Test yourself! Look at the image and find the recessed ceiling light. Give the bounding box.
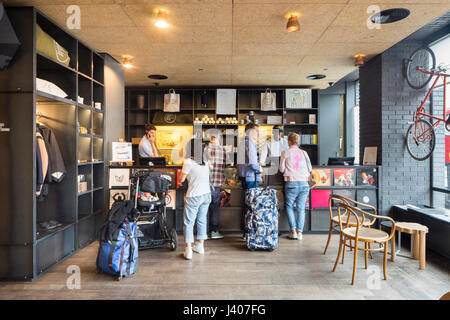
[370,8,410,24]
[154,9,169,28]
[306,74,326,80]
[148,74,168,80]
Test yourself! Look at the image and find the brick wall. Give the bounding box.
[359,39,445,215]
[432,86,446,207]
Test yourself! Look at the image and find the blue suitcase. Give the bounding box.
[245,186,279,251]
[96,220,138,281]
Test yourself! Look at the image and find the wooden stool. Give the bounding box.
[391,222,429,270]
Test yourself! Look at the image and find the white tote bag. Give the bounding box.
[164,88,180,112]
[261,88,276,111]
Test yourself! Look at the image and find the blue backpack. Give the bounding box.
[96,200,139,281]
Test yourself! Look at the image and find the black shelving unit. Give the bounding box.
[125,87,320,165]
[0,7,106,280]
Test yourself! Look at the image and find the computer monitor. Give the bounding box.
[139,157,166,166]
[327,157,355,166]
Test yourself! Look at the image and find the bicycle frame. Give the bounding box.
[413,68,447,143]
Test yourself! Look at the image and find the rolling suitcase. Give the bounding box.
[244,186,279,251]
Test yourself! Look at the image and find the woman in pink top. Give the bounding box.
[279,133,312,240]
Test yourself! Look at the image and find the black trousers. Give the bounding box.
[208,186,221,233]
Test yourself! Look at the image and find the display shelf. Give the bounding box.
[36,222,76,243]
[36,51,77,73]
[77,42,92,77]
[37,90,76,106]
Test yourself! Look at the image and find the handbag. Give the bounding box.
[261,88,276,111]
[302,150,316,189]
[164,88,180,112]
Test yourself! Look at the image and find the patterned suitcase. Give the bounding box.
[245,186,279,251]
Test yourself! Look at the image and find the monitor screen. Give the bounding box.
[327,157,355,166]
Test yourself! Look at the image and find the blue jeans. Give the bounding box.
[184,193,211,244]
[208,187,221,232]
[284,181,309,232]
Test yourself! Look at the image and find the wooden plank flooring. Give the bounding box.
[0,234,449,300]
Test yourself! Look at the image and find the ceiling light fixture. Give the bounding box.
[285,13,300,32]
[121,55,133,69]
[154,9,169,28]
[354,54,366,67]
[370,8,410,24]
[306,74,326,80]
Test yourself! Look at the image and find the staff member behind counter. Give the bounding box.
[260,125,289,166]
[138,124,161,158]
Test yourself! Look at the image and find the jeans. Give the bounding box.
[208,187,221,232]
[284,181,309,232]
[184,193,211,244]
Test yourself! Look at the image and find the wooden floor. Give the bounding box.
[1,234,449,300]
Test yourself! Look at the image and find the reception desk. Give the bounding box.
[108,164,381,233]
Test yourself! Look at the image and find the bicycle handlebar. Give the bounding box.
[416,66,449,76]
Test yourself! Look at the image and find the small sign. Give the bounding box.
[112,142,133,162]
[363,146,378,165]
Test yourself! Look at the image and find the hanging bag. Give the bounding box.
[302,150,316,189]
[261,88,276,111]
[164,88,180,112]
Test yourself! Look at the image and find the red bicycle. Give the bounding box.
[405,47,449,161]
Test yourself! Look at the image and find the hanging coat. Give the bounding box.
[38,126,66,183]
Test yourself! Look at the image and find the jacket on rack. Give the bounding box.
[38,125,66,183]
[36,132,48,195]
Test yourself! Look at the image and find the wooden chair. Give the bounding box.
[324,194,378,257]
[332,202,396,285]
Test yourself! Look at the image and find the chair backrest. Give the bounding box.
[328,194,351,222]
[328,194,378,227]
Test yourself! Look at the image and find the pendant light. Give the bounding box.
[121,55,133,69]
[155,9,169,28]
[286,14,300,32]
[354,54,366,67]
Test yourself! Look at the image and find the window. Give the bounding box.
[430,35,450,209]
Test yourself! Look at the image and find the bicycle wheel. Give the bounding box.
[406,47,436,89]
[405,119,435,161]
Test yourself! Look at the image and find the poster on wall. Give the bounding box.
[111,142,133,162]
[286,89,312,109]
[333,168,355,186]
[109,189,129,208]
[311,168,332,186]
[356,168,377,186]
[165,189,176,209]
[109,168,130,188]
[216,89,236,115]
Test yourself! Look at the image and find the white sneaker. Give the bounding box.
[184,247,193,260]
[288,232,298,240]
[297,232,303,240]
[192,242,205,254]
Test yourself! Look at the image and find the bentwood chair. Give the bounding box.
[324,194,378,257]
[332,202,396,285]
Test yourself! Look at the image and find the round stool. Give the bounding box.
[392,222,429,270]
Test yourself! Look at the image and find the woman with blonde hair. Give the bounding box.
[279,132,312,240]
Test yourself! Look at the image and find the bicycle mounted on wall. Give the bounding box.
[405,46,449,161]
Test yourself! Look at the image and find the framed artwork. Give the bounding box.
[111,142,133,162]
[216,89,236,115]
[333,168,355,186]
[311,168,332,186]
[286,89,312,109]
[109,189,129,208]
[109,168,130,188]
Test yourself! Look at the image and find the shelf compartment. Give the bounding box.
[92,111,104,136]
[78,192,92,218]
[129,90,148,109]
[194,89,216,110]
[93,82,104,111]
[78,164,92,194]
[93,163,105,189]
[128,109,148,125]
[93,137,104,162]
[78,135,92,163]
[93,53,104,84]
[93,188,105,215]
[36,224,75,276]
[77,107,91,134]
[78,42,92,77]
[77,75,92,107]
[77,214,96,249]
[36,54,77,102]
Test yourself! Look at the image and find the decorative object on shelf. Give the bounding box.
[267,115,282,125]
[164,88,180,112]
[94,102,102,110]
[333,168,355,186]
[109,168,130,188]
[78,181,88,193]
[363,146,377,165]
[164,113,177,124]
[36,24,70,66]
[36,78,68,98]
[137,95,145,109]
[261,88,276,111]
[286,89,312,109]
[201,90,208,108]
[77,96,84,104]
[79,126,88,134]
[217,88,236,115]
[152,111,192,125]
[309,114,316,124]
[356,168,377,186]
[311,168,331,186]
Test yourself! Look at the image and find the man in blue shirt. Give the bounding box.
[139,124,160,158]
[237,122,262,237]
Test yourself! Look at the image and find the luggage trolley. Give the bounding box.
[129,169,178,251]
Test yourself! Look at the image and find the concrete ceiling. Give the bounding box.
[4,0,450,88]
